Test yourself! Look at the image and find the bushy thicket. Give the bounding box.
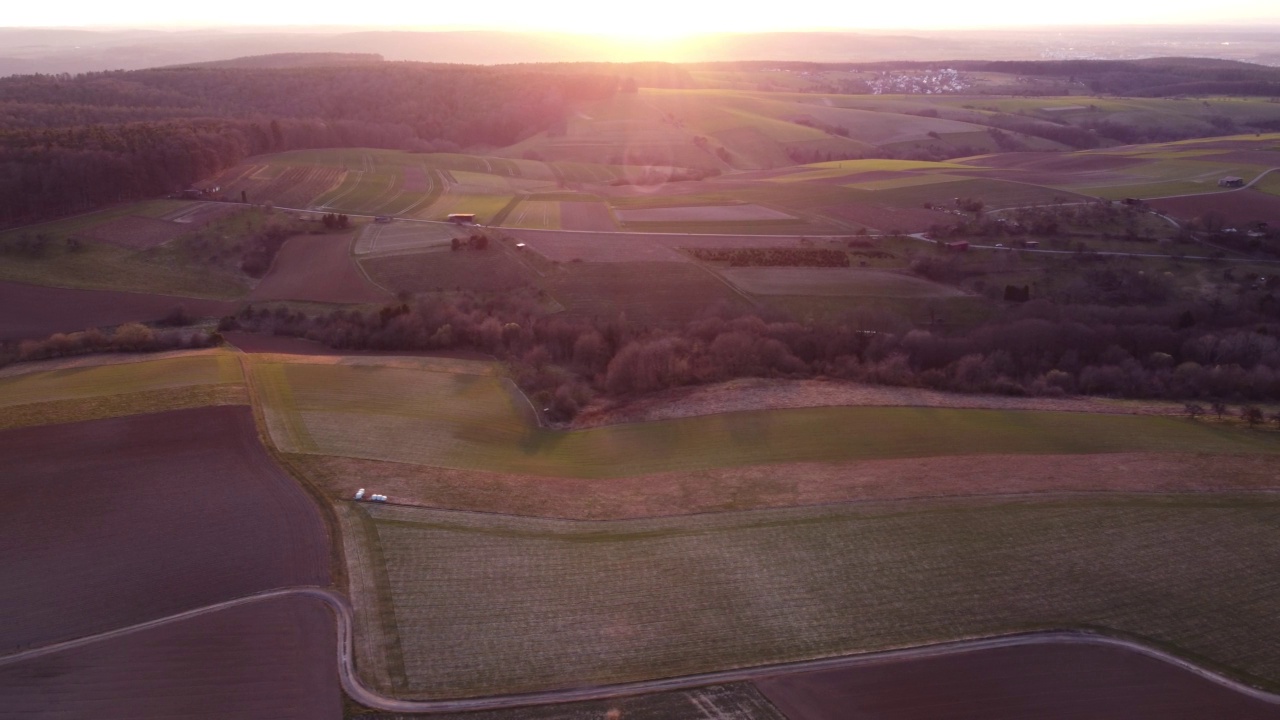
[0,323,218,367]
[222,289,1280,421]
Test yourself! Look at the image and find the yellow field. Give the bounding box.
[0,353,243,408]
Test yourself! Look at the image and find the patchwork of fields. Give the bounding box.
[8,81,1280,717]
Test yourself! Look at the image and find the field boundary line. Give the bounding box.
[3,585,1278,713]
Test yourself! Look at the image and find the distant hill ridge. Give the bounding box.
[173,52,386,70]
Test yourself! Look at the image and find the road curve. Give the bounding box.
[3,586,1280,713]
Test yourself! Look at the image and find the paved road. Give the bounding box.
[2,585,1279,713]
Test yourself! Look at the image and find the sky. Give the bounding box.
[7,0,1280,36]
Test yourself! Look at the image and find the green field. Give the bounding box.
[504,201,563,229]
[0,354,243,408]
[0,203,260,297]
[345,494,1280,698]
[252,359,1277,478]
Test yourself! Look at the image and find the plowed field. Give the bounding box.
[0,595,340,720]
[0,406,330,653]
[1150,189,1280,226]
[0,280,237,341]
[755,641,1280,720]
[249,234,389,304]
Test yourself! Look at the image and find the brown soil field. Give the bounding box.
[754,641,1280,720]
[0,406,330,653]
[80,216,188,249]
[0,595,341,720]
[361,248,535,293]
[0,280,237,342]
[559,202,618,231]
[289,451,1280,521]
[249,234,389,304]
[1150,189,1280,225]
[574,377,1186,427]
[819,203,953,232]
[616,204,797,223]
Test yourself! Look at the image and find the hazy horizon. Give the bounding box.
[6,0,1280,37]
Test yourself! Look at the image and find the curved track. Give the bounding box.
[3,586,1280,713]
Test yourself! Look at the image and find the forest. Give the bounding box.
[0,63,619,224]
[195,275,1280,421]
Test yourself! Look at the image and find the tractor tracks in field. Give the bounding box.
[4,585,1280,714]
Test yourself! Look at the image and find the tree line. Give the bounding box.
[216,288,1280,422]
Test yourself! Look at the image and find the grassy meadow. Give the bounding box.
[251,358,1278,479]
[0,353,247,429]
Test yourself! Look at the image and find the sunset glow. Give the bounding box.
[7,0,1279,30]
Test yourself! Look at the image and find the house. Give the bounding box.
[448,213,477,225]
[1219,177,1245,188]
[945,241,969,252]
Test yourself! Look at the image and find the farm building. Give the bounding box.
[945,241,970,252]
[448,213,477,225]
[1219,177,1245,188]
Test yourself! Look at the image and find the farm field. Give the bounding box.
[1149,189,1280,226]
[558,201,618,231]
[289,449,1280,521]
[509,229,690,262]
[360,248,537,294]
[0,595,341,720]
[354,221,462,255]
[0,406,330,653]
[0,353,241,410]
[249,233,389,304]
[0,280,237,341]
[0,224,253,299]
[755,641,1280,720]
[615,204,797,223]
[717,267,966,298]
[503,200,563,229]
[344,495,1280,697]
[251,358,1278,478]
[546,261,750,322]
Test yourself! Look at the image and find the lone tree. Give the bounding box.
[1270,411,1280,428]
[1212,401,1229,420]
[1183,403,1205,420]
[1241,405,1264,428]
